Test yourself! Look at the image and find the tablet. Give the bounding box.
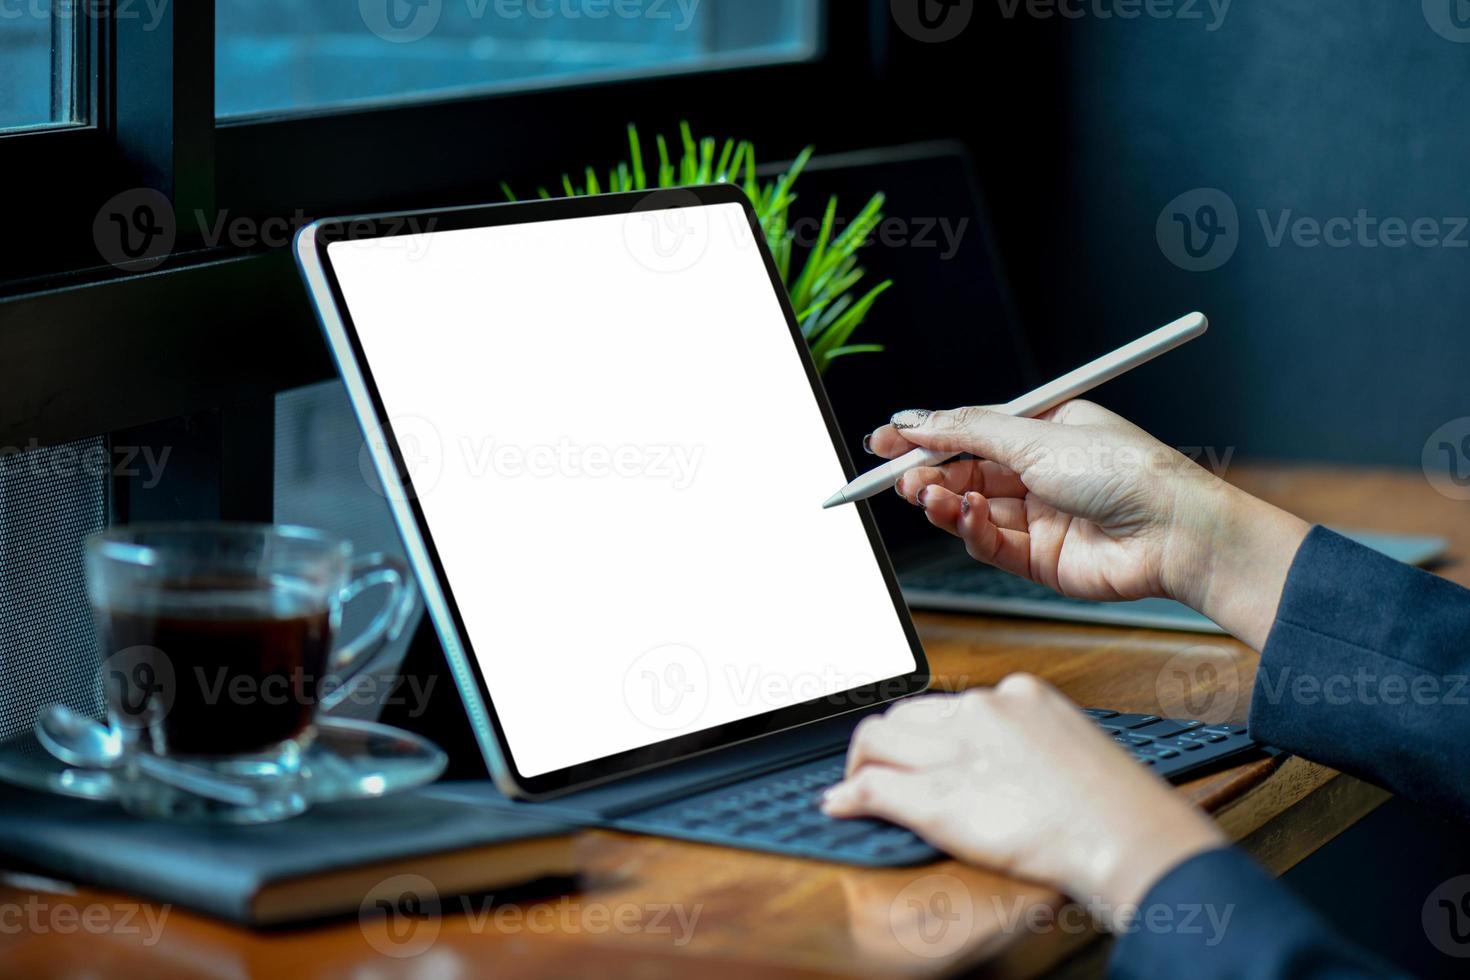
[295,185,929,799]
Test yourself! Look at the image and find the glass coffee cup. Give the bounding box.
[86,523,417,821]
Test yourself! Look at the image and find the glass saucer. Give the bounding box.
[0,717,446,821]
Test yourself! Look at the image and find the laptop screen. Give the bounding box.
[320,196,922,783]
[785,146,1038,561]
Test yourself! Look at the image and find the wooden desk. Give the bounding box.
[4,464,1463,979]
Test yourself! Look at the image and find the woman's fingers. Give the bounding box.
[917,484,963,522]
[883,693,966,727]
[864,424,919,459]
[845,717,958,777]
[887,403,1122,476]
[872,401,1118,463]
[894,459,1029,502]
[957,493,1034,578]
[821,765,939,828]
[906,484,1036,578]
[984,495,1028,532]
[889,407,1053,469]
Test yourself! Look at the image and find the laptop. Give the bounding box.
[294,182,1271,867]
[785,144,1446,632]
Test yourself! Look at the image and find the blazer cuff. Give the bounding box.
[1108,846,1395,979]
[1249,525,1470,819]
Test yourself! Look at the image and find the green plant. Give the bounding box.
[500,123,890,374]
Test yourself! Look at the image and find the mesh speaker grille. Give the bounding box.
[0,437,108,741]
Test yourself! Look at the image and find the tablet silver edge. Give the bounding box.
[294,220,524,799]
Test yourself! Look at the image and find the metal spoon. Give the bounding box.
[36,705,260,808]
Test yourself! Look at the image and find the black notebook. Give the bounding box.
[0,787,581,926]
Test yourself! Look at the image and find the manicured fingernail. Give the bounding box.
[890,409,932,431]
[960,495,971,516]
[918,485,934,508]
[862,434,876,455]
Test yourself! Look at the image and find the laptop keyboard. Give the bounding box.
[900,559,1222,632]
[906,561,1065,600]
[618,712,1261,866]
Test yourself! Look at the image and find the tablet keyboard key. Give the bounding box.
[1094,712,1161,731]
[1153,736,1205,752]
[619,755,940,866]
[618,713,1266,865]
[1129,719,1204,739]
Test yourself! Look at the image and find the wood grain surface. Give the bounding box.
[2,464,1460,979]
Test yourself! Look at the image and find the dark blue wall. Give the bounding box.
[979,0,1470,467]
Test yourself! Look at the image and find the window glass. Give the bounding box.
[216,0,820,119]
[0,0,83,131]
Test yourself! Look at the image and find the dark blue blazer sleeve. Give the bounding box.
[1112,525,1469,979]
[1249,525,1470,821]
[1108,847,1407,979]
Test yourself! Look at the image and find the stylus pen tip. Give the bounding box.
[822,491,848,510]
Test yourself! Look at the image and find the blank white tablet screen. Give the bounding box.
[328,203,917,778]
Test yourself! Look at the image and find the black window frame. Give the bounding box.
[1,0,893,505]
[3,0,889,290]
[0,0,1014,765]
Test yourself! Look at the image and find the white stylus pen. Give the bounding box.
[821,312,1209,509]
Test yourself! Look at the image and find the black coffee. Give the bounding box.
[97,584,333,756]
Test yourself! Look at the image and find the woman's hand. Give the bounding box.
[871,401,1309,648]
[823,676,1228,930]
